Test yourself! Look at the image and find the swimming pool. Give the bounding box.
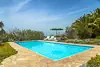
[16,41,93,61]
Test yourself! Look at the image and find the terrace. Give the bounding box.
[0,42,100,67]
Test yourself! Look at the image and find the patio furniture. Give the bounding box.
[44,36,50,40]
[49,36,56,41]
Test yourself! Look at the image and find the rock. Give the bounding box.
[97,42,100,45]
[80,64,86,67]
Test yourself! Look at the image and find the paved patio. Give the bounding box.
[0,42,100,67]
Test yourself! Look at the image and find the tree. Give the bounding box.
[7,29,44,41]
[0,21,5,34]
[71,15,91,38]
[70,8,100,38]
[65,26,70,33]
[50,28,63,36]
[65,26,78,39]
[0,21,4,29]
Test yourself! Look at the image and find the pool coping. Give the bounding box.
[1,41,100,67]
[16,41,94,61]
[39,40,97,47]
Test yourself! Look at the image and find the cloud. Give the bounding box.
[16,0,31,12]
[7,0,64,31]
[10,0,31,13]
[67,8,88,15]
[9,10,61,24]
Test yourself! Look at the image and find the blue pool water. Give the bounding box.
[16,41,93,61]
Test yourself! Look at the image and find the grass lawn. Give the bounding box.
[0,42,17,64]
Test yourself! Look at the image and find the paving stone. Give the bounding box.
[0,42,100,67]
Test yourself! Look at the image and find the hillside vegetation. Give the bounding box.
[66,8,100,39]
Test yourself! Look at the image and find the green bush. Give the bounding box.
[65,39,100,44]
[87,55,100,67]
[0,34,9,42]
[89,39,100,44]
[0,29,44,42]
[96,36,100,39]
[65,39,77,43]
[79,39,90,44]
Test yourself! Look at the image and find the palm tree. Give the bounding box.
[71,8,100,38]
[72,14,93,38]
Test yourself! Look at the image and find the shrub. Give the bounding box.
[96,36,100,39]
[0,34,8,42]
[0,29,44,42]
[64,39,100,45]
[87,55,100,67]
[65,39,76,43]
[61,35,67,40]
[80,39,90,44]
[89,39,100,44]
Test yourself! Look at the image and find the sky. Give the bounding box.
[0,0,100,35]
